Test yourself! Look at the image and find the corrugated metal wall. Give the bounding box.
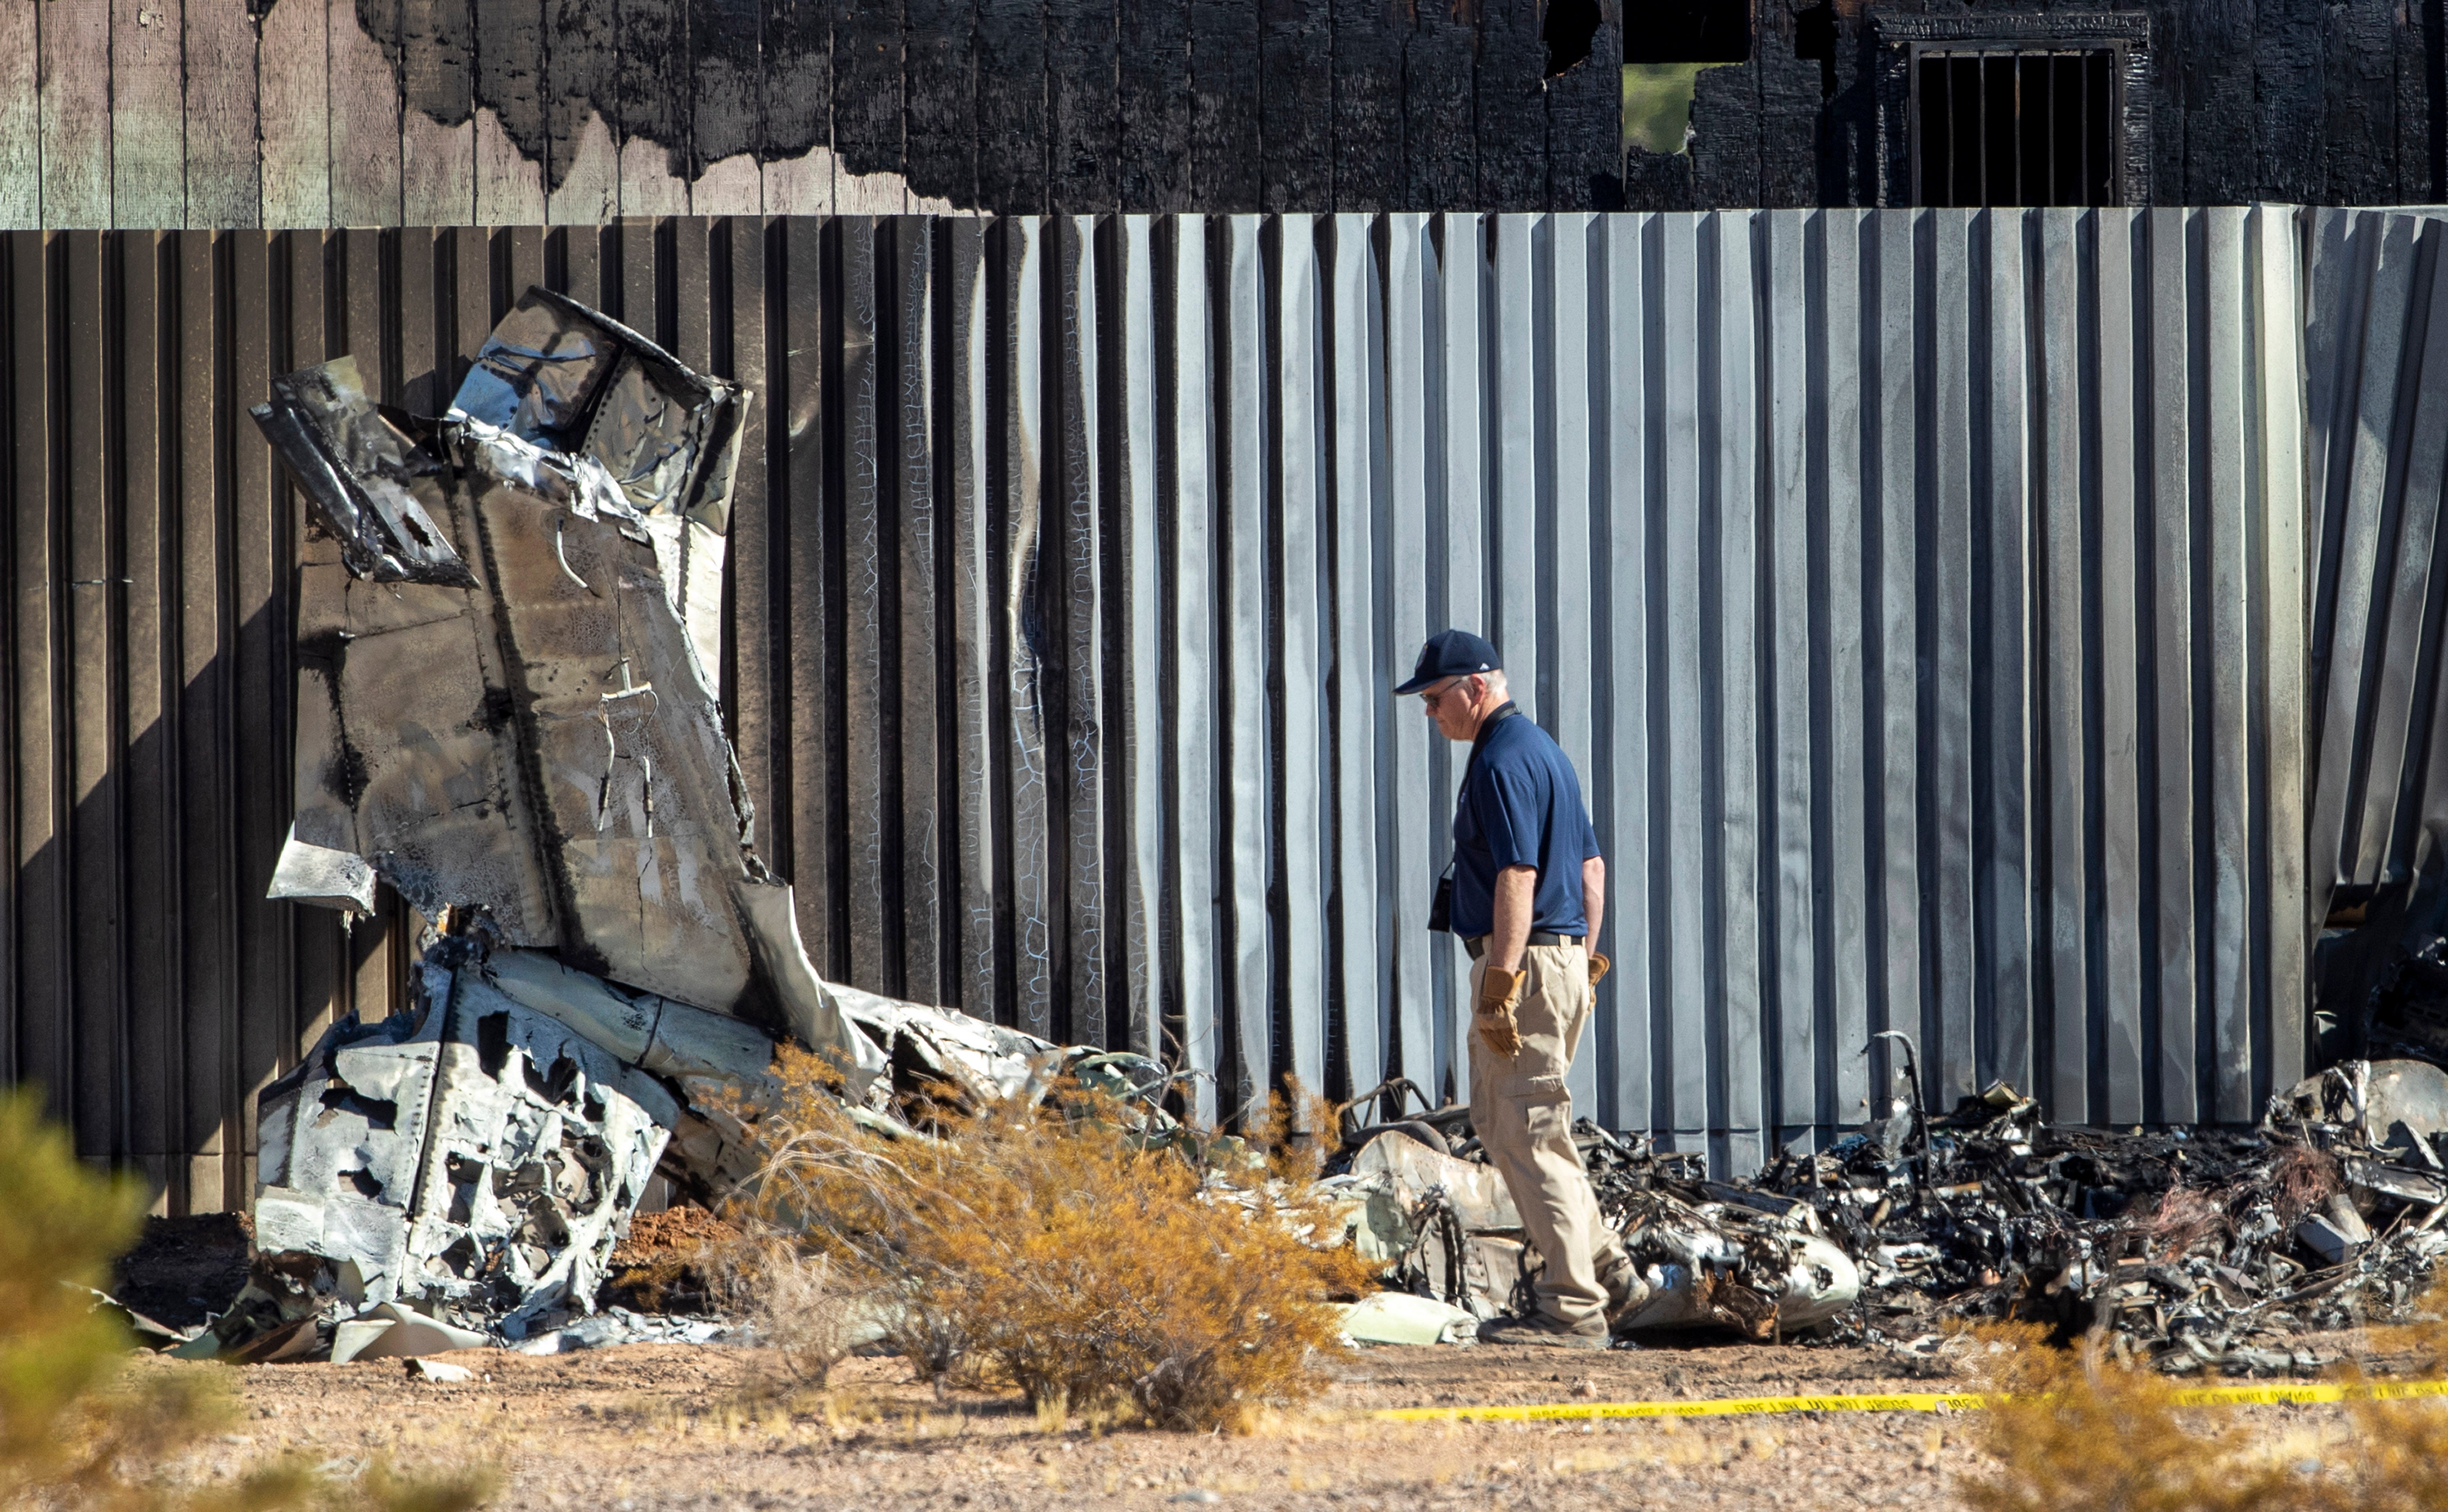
[1385,207,2306,1173]
[0,226,424,1213]
[2305,207,2448,924]
[0,209,2326,1203]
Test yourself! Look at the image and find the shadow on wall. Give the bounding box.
[14,656,414,1218]
[0,223,434,1218]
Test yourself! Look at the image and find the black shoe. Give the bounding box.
[1476,1312,1610,1349]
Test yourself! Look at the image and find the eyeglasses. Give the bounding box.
[1420,676,1473,711]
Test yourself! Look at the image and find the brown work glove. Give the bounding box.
[1475,967,1525,1059]
[1588,951,1613,994]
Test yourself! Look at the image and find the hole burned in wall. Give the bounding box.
[1545,0,1602,75]
[1622,0,1751,155]
[1624,66,1709,154]
[1795,0,1838,98]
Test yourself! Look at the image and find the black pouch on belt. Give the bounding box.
[1428,862,1455,934]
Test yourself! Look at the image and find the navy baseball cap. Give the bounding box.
[1394,629,1502,696]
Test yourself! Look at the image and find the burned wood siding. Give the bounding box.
[0,0,1649,225]
[2,0,2437,225]
[2,207,2380,1198]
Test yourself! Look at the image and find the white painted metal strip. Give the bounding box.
[1119,215,1166,1058]
[1601,212,1655,1135]
[1276,214,1329,1102]
[1169,215,1222,1124]
[1329,212,1388,1101]
[2095,209,2146,1126]
[1383,213,1438,1103]
[1221,213,1273,1117]
[1764,208,1817,1142]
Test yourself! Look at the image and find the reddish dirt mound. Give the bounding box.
[601,1204,739,1313]
[610,1205,739,1266]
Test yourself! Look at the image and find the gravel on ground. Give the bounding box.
[123,1333,2399,1512]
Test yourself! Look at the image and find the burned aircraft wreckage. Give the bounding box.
[224,290,1113,1359]
[208,291,2448,1369]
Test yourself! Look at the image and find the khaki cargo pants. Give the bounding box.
[1467,942,1630,1329]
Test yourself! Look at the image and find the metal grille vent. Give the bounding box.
[1914,50,2118,207]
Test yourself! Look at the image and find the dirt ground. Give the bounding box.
[134,1333,2389,1512]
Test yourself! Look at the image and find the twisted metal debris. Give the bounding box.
[1322,1045,2448,1369]
[221,288,1198,1363]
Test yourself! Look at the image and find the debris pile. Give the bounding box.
[1316,1045,2448,1369]
[1318,1084,1859,1343]
[1734,1054,2448,1373]
[200,288,1198,1366]
[221,290,824,1359]
[252,940,682,1340]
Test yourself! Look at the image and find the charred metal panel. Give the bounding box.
[256,285,874,1076]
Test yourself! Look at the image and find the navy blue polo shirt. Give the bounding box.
[1450,709,1602,939]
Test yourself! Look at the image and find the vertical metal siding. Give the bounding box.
[1380,214,1437,1117]
[0,208,2356,1198]
[2306,208,2448,937]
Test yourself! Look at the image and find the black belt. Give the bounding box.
[1465,932,1583,960]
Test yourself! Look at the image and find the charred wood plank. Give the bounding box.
[834,0,907,197]
[1473,0,1549,211]
[2317,0,2401,203]
[977,0,1048,214]
[692,0,766,203]
[1546,2,1626,210]
[905,0,978,208]
[1329,0,1403,212]
[1404,1,1475,211]
[1048,0,1119,212]
[1119,0,1194,211]
[543,0,619,219]
[471,0,549,220]
[764,0,835,212]
[1260,0,1332,210]
[618,0,697,214]
[2185,0,2261,202]
[1190,0,1263,211]
[1686,63,1762,209]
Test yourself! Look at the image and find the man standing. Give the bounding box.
[1395,629,1644,1348]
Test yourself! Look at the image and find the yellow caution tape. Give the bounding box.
[2171,1379,2448,1408]
[1374,1392,1985,1422]
[1372,1378,2448,1423]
